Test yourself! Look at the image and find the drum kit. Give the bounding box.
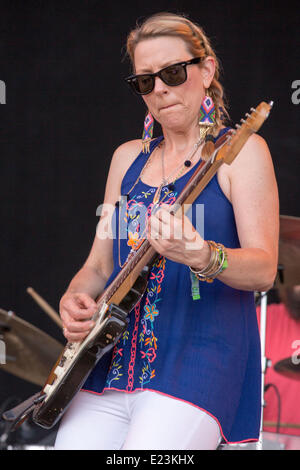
[0,288,64,450]
[221,214,300,451]
[0,216,300,450]
[271,215,300,384]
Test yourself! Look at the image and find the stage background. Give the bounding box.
[0,0,299,443]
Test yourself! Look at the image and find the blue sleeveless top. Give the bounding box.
[83,131,261,444]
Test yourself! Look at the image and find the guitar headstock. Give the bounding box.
[216,101,273,165]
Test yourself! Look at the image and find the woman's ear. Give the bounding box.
[200,56,216,89]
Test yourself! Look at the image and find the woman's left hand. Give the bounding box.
[146,203,210,268]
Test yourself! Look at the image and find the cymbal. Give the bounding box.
[0,308,63,386]
[278,215,300,286]
[280,215,300,240]
[274,356,300,381]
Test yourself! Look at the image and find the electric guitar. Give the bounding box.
[2,101,273,430]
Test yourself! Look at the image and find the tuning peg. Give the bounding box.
[250,107,257,113]
[240,118,246,123]
[245,112,251,118]
[235,123,241,129]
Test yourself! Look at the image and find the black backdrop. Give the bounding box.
[0,0,299,431]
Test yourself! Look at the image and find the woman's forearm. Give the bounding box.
[215,247,277,292]
[66,265,110,300]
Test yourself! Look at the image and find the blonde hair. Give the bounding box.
[126,12,229,140]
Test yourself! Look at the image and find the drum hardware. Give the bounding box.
[0,396,20,449]
[277,264,284,284]
[255,215,300,441]
[0,421,13,449]
[257,289,269,449]
[0,289,63,449]
[253,214,300,449]
[0,396,57,450]
[0,355,16,363]
[274,356,300,381]
[277,215,300,287]
[5,445,54,450]
[264,383,281,433]
[220,431,300,450]
[272,215,300,382]
[0,320,11,333]
[0,308,63,386]
[263,421,300,430]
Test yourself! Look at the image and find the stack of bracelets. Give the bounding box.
[189,240,228,283]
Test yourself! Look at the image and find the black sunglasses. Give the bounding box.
[125,57,202,95]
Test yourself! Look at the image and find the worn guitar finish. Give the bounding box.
[2,101,273,430]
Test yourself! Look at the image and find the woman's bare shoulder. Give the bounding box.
[113,139,143,161]
[225,133,272,179]
[103,139,143,203]
[107,139,142,179]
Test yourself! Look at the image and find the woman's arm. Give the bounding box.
[147,134,279,292]
[216,134,279,291]
[60,139,142,341]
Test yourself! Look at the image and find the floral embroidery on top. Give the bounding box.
[106,330,129,388]
[105,185,177,391]
[127,231,140,249]
[138,256,166,388]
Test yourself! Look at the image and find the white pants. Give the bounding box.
[54,389,221,450]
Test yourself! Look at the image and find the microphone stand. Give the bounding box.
[257,290,269,450]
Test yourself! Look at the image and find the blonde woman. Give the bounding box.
[55,13,279,450]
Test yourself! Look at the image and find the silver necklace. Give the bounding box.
[160,139,202,186]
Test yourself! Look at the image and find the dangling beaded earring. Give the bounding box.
[141,110,154,153]
[199,93,217,161]
[198,94,216,140]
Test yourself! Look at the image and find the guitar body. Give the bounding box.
[32,264,153,429]
[32,340,105,428]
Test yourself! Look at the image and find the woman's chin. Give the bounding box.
[161,118,189,132]
[157,112,187,131]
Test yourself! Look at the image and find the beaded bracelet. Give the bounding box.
[189,241,228,283]
[192,240,219,276]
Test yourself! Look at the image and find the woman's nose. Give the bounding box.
[153,76,169,94]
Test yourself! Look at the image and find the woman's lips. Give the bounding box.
[160,104,178,111]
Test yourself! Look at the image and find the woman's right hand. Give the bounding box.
[59,292,98,342]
